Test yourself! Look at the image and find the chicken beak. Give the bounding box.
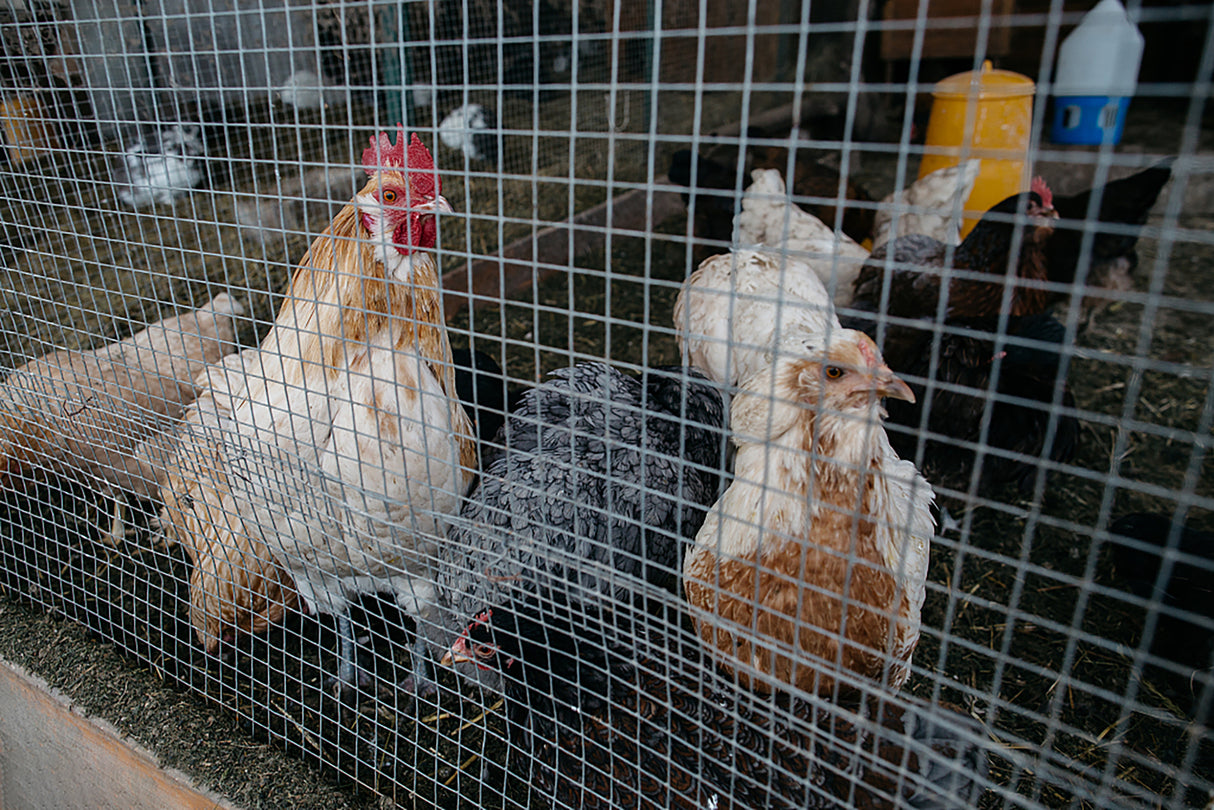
[427,195,453,215]
[440,636,472,667]
[875,365,915,403]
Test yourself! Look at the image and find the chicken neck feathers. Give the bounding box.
[685,359,933,697]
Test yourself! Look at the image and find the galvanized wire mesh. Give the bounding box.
[0,1,1210,809]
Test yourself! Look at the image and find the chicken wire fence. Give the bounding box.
[0,0,1210,808]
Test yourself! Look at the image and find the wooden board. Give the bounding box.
[0,658,238,810]
[881,0,1016,61]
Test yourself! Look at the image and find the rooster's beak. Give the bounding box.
[426,195,453,215]
[874,365,915,403]
[440,636,472,667]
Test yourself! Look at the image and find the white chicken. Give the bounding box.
[159,129,475,694]
[439,103,497,164]
[733,168,871,307]
[277,69,345,111]
[870,159,982,251]
[673,248,838,389]
[115,124,205,208]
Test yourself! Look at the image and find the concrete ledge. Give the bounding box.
[0,656,239,810]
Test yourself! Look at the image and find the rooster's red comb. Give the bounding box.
[1031,176,1053,209]
[362,127,439,199]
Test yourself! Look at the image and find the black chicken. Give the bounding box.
[668,147,875,259]
[1046,160,1173,319]
[857,312,1079,496]
[450,347,510,450]
[438,363,728,636]
[852,181,1058,327]
[1107,513,1214,678]
[442,595,989,810]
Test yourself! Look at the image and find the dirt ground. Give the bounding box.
[0,93,1211,810]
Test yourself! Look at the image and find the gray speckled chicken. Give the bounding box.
[438,363,728,642]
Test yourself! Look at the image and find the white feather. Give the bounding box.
[116,124,204,208]
[871,159,982,250]
[439,103,493,162]
[277,70,345,110]
[674,248,840,388]
[733,169,871,307]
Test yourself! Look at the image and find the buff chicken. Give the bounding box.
[684,329,935,698]
[0,294,243,544]
[158,129,476,695]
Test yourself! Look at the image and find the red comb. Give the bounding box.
[361,127,439,198]
[857,334,878,368]
[1031,176,1052,209]
[362,125,408,173]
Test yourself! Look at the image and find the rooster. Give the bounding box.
[0,295,243,544]
[442,594,987,810]
[159,129,475,694]
[684,330,934,697]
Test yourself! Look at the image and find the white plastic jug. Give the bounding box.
[1051,0,1144,144]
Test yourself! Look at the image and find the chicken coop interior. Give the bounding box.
[0,0,1210,808]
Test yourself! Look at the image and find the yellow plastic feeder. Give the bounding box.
[919,60,1035,237]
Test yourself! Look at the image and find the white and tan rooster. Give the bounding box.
[159,129,476,694]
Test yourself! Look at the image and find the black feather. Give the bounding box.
[851,312,1078,496]
[1107,513,1214,676]
[440,363,728,623]
[1046,160,1174,287]
[450,347,509,449]
[451,595,989,810]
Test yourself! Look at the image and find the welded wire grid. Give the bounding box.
[0,0,1208,808]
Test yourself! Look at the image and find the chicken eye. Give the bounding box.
[382,189,398,204]
[473,643,496,659]
[824,366,845,380]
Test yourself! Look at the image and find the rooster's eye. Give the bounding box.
[473,643,495,658]
[824,366,845,380]
[382,189,398,204]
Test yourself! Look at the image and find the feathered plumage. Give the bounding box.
[115,124,205,207]
[684,330,935,697]
[869,312,1078,495]
[0,294,242,503]
[439,103,498,164]
[159,130,475,693]
[1045,160,1173,321]
[673,249,839,389]
[735,169,871,306]
[668,147,875,256]
[443,595,987,810]
[1107,513,1214,677]
[852,182,1058,326]
[439,363,727,628]
[870,160,981,251]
